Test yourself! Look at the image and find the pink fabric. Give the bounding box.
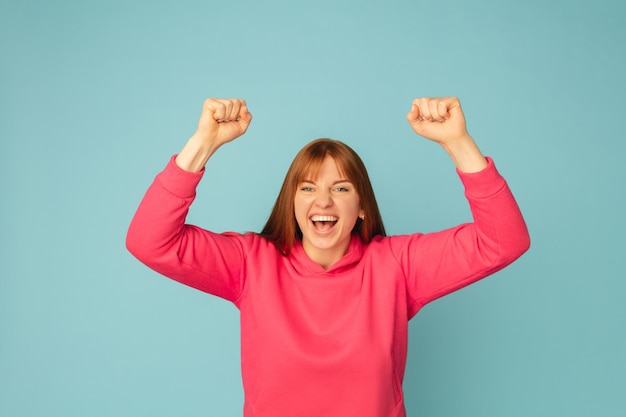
[127,156,529,417]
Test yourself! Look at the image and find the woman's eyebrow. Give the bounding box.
[300,179,352,184]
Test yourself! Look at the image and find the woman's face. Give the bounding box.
[294,155,363,268]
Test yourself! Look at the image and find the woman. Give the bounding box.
[126,97,529,417]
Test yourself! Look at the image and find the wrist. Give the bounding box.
[175,133,222,173]
[441,134,488,173]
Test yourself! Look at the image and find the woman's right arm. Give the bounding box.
[126,98,253,302]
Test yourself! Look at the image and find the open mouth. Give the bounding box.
[310,215,338,232]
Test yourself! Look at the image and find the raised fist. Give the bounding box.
[406,96,469,144]
[195,98,253,146]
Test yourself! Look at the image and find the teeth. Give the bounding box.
[311,215,338,222]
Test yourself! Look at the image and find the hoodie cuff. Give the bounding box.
[155,155,205,199]
[456,157,507,198]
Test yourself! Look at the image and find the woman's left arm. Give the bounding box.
[396,97,530,310]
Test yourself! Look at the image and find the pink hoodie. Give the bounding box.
[127,156,529,417]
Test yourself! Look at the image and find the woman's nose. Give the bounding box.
[315,191,333,207]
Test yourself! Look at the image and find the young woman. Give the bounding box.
[126,97,530,417]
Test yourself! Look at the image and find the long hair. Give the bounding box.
[260,138,386,255]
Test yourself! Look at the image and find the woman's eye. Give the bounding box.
[335,186,350,192]
[300,186,314,192]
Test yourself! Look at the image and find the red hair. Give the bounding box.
[260,138,386,254]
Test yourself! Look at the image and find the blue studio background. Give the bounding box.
[1,0,624,416]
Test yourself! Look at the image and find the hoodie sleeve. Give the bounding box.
[390,157,530,313]
[126,155,247,303]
